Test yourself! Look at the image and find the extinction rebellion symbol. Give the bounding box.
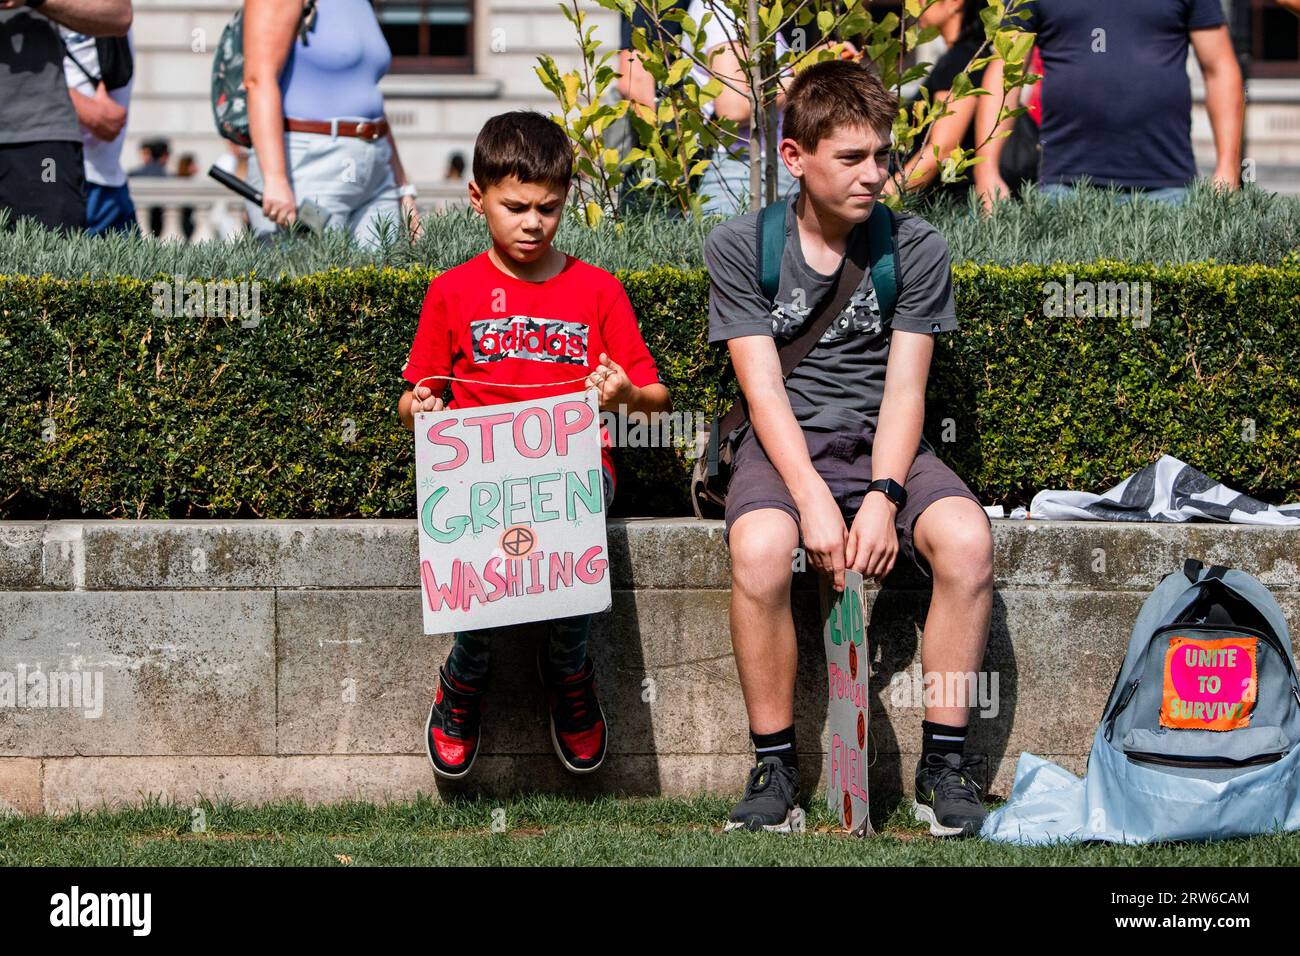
[500,525,537,559]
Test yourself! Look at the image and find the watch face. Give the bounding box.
[872,480,903,507]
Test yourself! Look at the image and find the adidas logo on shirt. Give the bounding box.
[470,316,588,366]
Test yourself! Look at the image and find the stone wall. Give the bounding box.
[1,519,1297,813]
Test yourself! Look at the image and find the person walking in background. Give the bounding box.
[242,0,421,244]
[896,0,961,101]
[613,0,690,213]
[683,0,862,215]
[129,137,170,177]
[975,0,1244,207]
[685,0,797,214]
[128,136,170,236]
[175,151,198,240]
[617,0,691,120]
[60,24,137,235]
[0,0,132,233]
[886,1,1041,202]
[443,152,465,181]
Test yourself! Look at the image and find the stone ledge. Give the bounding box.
[0,518,1296,591]
[1,518,1297,814]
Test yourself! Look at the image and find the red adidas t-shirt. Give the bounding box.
[402,251,662,487]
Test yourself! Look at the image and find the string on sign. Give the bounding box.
[410,368,612,409]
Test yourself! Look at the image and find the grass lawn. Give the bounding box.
[3,794,1299,866]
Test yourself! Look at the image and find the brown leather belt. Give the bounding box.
[284,117,390,141]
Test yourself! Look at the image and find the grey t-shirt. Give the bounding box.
[705,194,957,434]
[0,9,80,144]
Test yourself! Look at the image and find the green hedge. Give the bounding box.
[1,262,1297,519]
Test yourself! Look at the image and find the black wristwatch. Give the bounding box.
[867,477,907,510]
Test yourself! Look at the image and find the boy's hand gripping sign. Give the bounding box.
[414,392,612,634]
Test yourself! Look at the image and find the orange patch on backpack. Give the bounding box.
[1160,636,1257,731]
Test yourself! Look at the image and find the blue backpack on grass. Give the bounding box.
[983,559,1300,844]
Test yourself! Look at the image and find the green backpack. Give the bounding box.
[210,0,318,147]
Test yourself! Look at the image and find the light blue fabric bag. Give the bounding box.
[983,559,1300,844]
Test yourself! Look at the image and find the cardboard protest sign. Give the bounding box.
[414,391,611,634]
[821,570,873,836]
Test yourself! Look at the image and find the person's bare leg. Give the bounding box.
[728,508,800,734]
[909,495,994,836]
[911,496,994,726]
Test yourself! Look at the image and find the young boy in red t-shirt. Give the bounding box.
[398,111,671,779]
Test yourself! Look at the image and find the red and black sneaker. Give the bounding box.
[537,649,608,774]
[425,665,485,780]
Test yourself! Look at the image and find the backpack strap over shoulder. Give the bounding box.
[756,200,786,304]
[756,199,898,315]
[866,203,899,322]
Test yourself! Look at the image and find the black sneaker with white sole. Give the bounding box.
[723,757,805,833]
[913,752,988,837]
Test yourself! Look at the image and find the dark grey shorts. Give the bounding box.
[722,425,984,575]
